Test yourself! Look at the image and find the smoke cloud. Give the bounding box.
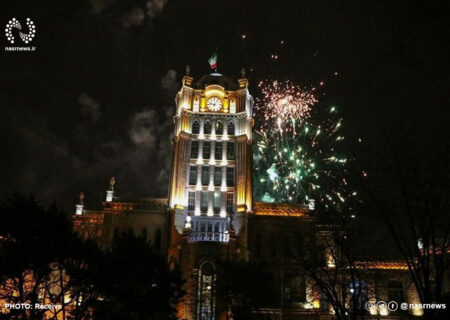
[78,92,101,121]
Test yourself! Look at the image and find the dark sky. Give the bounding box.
[1,0,449,211]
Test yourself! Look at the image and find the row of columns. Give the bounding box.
[188,190,232,218]
[195,140,233,164]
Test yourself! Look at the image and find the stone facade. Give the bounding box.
[73,72,431,320]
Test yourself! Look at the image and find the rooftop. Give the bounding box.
[253,202,310,217]
[195,73,239,90]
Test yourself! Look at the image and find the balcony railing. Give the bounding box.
[189,231,229,243]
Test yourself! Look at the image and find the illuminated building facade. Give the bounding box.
[167,70,253,320]
[72,70,435,320]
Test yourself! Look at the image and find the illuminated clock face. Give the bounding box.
[206,97,223,111]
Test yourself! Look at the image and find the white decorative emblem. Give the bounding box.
[5,18,36,44]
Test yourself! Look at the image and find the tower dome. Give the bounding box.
[195,73,238,90]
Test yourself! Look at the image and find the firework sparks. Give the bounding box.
[255,80,318,126]
[253,80,353,209]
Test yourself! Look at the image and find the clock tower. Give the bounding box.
[168,68,253,320]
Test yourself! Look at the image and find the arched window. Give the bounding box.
[215,121,223,135]
[204,121,212,134]
[197,261,216,320]
[227,122,235,135]
[192,120,200,134]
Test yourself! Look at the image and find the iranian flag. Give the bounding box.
[208,52,218,69]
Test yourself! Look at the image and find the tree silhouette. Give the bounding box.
[92,229,184,320]
[0,193,97,320]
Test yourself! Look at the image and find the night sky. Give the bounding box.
[1,0,449,211]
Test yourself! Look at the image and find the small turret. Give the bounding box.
[182,65,193,86]
[75,192,84,215]
[238,67,248,89]
[106,177,115,202]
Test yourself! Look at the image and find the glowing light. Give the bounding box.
[378,303,388,316]
[75,204,83,215]
[193,97,200,112]
[253,80,355,208]
[204,88,225,98]
[255,80,317,126]
[369,303,377,315]
[106,190,114,202]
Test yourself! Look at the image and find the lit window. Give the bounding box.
[197,262,216,320]
[189,166,197,185]
[213,191,221,214]
[204,121,212,134]
[227,122,235,135]
[214,167,222,186]
[188,192,195,211]
[227,142,235,160]
[216,121,223,135]
[230,99,236,113]
[192,120,200,134]
[200,192,208,213]
[226,193,233,213]
[202,166,210,186]
[226,167,234,187]
[203,141,211,159]
[193,97,200,112]
[215,142,222,160]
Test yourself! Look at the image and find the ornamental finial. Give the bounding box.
[186,65,191,75]
[79,192,84,204]
[110,176,115,190]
